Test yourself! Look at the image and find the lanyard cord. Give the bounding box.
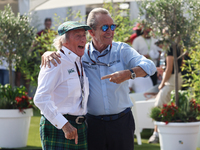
[74,62,83,81]
[86,43,112,66]
[144,38,152,51]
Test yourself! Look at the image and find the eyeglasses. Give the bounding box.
[101,24,117,32]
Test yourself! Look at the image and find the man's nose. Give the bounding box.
[81,36,87,42]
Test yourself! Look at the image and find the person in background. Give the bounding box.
[0,56,14,85]
[132,23,162,86]
[125,23,143,45]
[34,21,91,150]
[37,18,52,36]
[148,28,183,143]
[41,8,157,150]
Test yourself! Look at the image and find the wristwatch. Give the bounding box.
[129,69,136,79]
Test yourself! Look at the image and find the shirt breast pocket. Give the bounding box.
[66,78,81,98]
[108,61,124,73]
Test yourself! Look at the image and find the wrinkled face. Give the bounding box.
[90,14,115,51]
[45,21,52,29]
[64,29,87,57]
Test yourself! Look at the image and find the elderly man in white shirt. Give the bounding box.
[34,21,91,150]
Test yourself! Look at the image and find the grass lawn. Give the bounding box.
[2,108,199,150]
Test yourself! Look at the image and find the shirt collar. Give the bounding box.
[89,42,111,55]
[61,46,81,62]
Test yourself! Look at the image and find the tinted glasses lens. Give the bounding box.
[110,24,117,31]
[102,25,109,32]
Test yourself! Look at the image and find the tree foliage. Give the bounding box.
[0,4,35,87]
[182,28,200,103]
[139,0,200,106]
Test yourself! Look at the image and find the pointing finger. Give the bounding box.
[101,74,112,80]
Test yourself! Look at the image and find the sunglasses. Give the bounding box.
[101,24,117,32]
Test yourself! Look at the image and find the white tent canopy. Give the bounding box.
[30,0,142,11]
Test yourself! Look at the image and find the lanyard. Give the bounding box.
[74,62,84,87]
[75,60,83,77]
[144,38,152,51]
[83,43,112,67]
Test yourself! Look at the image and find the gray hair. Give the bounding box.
[53,32,70,50]
[87,8,111,30]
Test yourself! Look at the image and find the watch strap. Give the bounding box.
[129,69,134,74]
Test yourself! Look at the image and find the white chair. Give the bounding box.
[129,93,155,145]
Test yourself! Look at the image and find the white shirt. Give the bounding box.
[132,36,161,65]
[34,46,89,129]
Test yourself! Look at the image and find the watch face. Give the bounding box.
[129,69,136,79]
[131,73,135,79]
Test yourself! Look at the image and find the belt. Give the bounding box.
[64,114,86,124]
[87,108,131,121]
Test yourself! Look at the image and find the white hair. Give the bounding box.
[53,32,70,50]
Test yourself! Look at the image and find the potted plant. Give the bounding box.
[150,90,200,150]
[0,84,34,148]
[0,4,36,148]
[138,0,200,149]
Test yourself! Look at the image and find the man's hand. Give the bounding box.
[101,70,130,84]
[62,122,78,144]
[41,51,61,68]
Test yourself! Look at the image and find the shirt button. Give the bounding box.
[55,124,58,127]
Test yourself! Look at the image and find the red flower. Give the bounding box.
[171,102,175,107]
[22,95,26,99]
[163,104,167,108]
[15,97,22,102]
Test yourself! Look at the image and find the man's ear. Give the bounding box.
[88,29,95,37]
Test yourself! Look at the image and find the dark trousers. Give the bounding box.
[86,111,135,150]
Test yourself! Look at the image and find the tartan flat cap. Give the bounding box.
[58,21,91,35]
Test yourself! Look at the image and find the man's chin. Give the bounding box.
[79,52,85,57]
[105,39,113,45]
